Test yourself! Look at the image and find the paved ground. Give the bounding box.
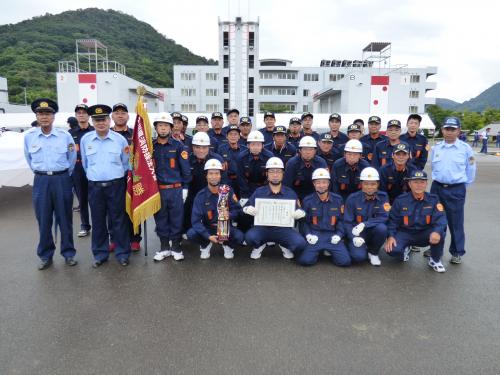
[1,154,499,375]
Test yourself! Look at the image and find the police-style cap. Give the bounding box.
[181,115,188,124]
[393,143,410,154]
[273,125,287,134]
[196,115,209,123]
[387,119,401,128]
[240,116,252,124]
[31,98,58,113]
[211,111,223,119]
[227,108,240,116]
[406,170,428,180]
[88,104,112,118]
[353,118,364,125]
[289,117,302,125]
[329,113,341,121]
[347,124,362,133]
[320,133,334,142]
[264,111,275,119]
[226,124,240,133]
[67,116,78,128]
[442,117,460,128]
[302,111,314,120]
[368,116,381,124]
[74,104,89,113]
[171,112,183,120]
[112,103,128,112]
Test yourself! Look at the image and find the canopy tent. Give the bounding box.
[0,130,33,187]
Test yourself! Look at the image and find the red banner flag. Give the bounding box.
[126,88,161,234]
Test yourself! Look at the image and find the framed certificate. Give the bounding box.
[254,198,296,227]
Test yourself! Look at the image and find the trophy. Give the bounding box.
[216,184,231,241]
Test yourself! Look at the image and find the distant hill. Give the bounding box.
[0,8,216,103]
[438,82,500,112]
[436,98,461,110]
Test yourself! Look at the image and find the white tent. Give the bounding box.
[0,130,32,187]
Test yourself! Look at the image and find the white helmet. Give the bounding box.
[192,132,211,146]
[153,112,173,126]
[204,158,223,171]
[265,157,285,169]
[344,139,363,153]
[360,167,380,181]
[298,136,317,148]
[247,130,265,143]
[312,168,331,180]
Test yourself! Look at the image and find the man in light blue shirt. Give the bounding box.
[429,116,476,264]
[24,98,77,270]
[80,104,131,267]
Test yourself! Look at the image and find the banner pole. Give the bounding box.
[144,220,148,257]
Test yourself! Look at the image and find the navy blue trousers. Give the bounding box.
[245,226,306,253]
[388,228,444,262]
[71,162,91,230]
[479,138,488,153]
[347,224,387,263]
[299,232,351,267]
[89,180,130,262]
[32,172,75,262]
[154,187,184,243]
[431,182,466,256]
[187,226,244,249]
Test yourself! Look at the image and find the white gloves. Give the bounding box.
[352,237,365,247]
[182,189,188,203]
[306,234,318,245]
[239,198,248,207]
[291,209,306,220]
[352,223,365,236]
[243,206,257,216]
[331,235,341,244]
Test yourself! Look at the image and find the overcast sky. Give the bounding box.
[1,0,499,102]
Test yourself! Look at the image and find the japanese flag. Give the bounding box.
[78,74,97,106]
[370,76,389,114]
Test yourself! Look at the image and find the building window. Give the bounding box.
[249,77,254,93]
[180,72,196,80]
[181,104,196,112]
[249,32,255,48]
[303,105,309,112]
[276,72,296,79]
[181,88,196,96]
[206,89,218,96]
[205,72,218,80]
[410,75,420,83]
[249,55,254,69]
[304,73,319,81]
[329,74,345,82]
[206,104,219,112]
[259,72,273,79]
[259,103,296,112]
[223,32,229,47]
[409,106,418,113]
[224,99,229,113]
[223,77,229,93]
[223,55,229,69]
[276,88,296,95]
[303,89,309,97]
[259,87,273,95]
[248,99,254,116]
[409,90,419,98]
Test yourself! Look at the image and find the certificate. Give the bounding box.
[254,198,295,227]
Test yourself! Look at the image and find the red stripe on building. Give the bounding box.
[371,76,390,85]
[78,74,97,84]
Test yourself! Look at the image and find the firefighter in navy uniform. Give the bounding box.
[360,116,387,155]
[344,167,390,266]
[181,115,193,145]
[151,113,192,262]
[284,136,327,201]
[339,124,373,161]
[187,159,244,259]
[217,124,246,197]
[372,119,410,169]
[299,168,351,267]
[260,112,276,144]
[243,157,307,260]
[171,112,189,145]
[221,108,240,135]
[379,143,417,204]
[400,114,429,170]
[331,139,370,201]
[193,115,219,152]
[317,133,342,171]
[287,117,303,148]
[208,111,227,143]
[301,112,320,141]
[238,116,253,147]
[385,170,448,273]
[264,125,297,166]
[69,104,94,237]
[324,113,349,148]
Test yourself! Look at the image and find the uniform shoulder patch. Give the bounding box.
[340,204,344,214]
[68,144,74,152]
[469,156,475,165]
[425,144,430,151]
[124,146,130,154]
[383,202,391,212]
[181,150,188,160]
[436,203,444,212]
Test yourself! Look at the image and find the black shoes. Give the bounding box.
[92,259,107,268]
[65,257,78,266]
[119,259,129,267]
[38,259,53,270]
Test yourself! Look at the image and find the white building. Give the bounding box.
[0,77,30,113]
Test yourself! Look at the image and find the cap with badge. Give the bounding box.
[88,104,112,118]
[368,116,381,124]
[240,116,252,124]
[227,108,240,116]
[353,118,364,125]
[442,117,460,128]
[329,113,341,121]
[319,133,334,143]
[264,112,275,119]
[301,112,314,120]
[393,143,410,154]
[181,115,188,124]
[31,98,58,113]
[196,115,209,123]
[226,124,240,134]
[211,111,224,119]
[171,112,183,120]
[112,103,128,112]
[74,104,89,113]
[406,170,428,180]
[387,119,401,128]
[273,125,287,134]
[347,124,362,133]
[289,117,302,125]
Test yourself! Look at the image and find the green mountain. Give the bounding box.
[0,8,216,104]
[437,82,500,112]
[436,98,461,110]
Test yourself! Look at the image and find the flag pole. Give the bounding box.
[144,220,148,257]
